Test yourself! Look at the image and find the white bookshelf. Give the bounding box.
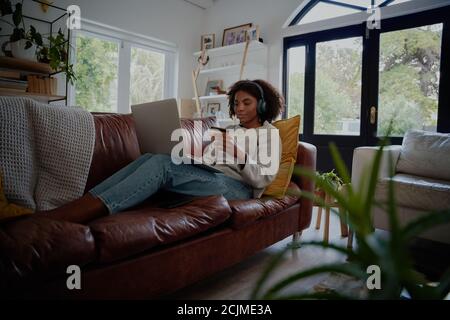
[193,94,228,101]
[193,40,267,57]
[193,40,268,120]
[198,63,266,76]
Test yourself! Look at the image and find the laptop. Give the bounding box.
[131,99,223,174]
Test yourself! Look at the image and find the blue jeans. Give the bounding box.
[89,153,253,214]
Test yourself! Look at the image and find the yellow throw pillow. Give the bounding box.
[0,173,33,221]
[263,115,301,198]
[263,157,296,198]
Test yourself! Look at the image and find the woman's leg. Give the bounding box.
[163,164,253,201]
[36,154,154,223]
[94,154,252,214]
[90,153,153,197]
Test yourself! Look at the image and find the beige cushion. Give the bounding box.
[396,130,450,180]
[375,173,450,211]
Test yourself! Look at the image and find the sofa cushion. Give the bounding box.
[88,195,232,263]
[264,115,300,198]
[85,114,141,192]
[396,130,450,181]
[229,182,300,229]
[1,173,33,222]
[0,216,96,290]
[375,173,450,212]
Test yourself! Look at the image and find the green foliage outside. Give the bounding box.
[288,25,442,136]
[129,47,164,106]
[74,35,119,113]
[378,25,442,136]
[74,35,165,112]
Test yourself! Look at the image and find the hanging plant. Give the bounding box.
[37,29,76,85]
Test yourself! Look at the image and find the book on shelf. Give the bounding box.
[0,87,27,93]
[0,78,28,91]
[0,77,27,84]
[0,69,21,80]
[27,75,57,95]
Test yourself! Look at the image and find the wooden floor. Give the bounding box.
[167,207,450,299]
[168,208,349,300]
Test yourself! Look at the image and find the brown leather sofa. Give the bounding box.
[0,113,317,299]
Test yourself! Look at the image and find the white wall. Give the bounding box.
[54,0,206,99]
[203,0,304,91]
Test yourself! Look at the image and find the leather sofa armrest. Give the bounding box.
[292,142,317,230]
[351,145,402,191]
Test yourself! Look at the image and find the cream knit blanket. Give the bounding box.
[0,97,95,211]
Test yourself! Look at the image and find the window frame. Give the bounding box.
[283,3,450,172]
[290,0,416,26]
[69,19,178,113]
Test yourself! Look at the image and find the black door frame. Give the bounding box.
[283,5,450,171]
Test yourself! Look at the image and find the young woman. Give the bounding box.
[40,79,284,223]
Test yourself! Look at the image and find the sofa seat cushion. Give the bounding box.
[0,216,96,290]
[89,196,232,263]
[229,182,300,229]
[375,174,450,211]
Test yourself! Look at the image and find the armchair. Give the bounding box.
[351,131,450,244]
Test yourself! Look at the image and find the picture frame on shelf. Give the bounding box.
[201,34,215,51]
[222,23,252,46]
[205,79,223,96]
[246,25,260,42]
[207,102,221,115]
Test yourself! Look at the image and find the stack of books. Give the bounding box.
[27,75,57,95]
[0,69,28,93]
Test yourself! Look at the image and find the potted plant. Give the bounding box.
[251,136,450,300]
[1,1,43,61]
[314,169,344,206]
[37,29,76,84]
[1,1,76,84]
[316,169,344,191]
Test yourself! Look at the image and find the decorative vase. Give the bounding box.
[10,40,37,61]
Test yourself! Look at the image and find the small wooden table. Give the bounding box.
[314,189,349,245]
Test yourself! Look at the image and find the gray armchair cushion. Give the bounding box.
[375,174,450,212]
[396,130,450,180]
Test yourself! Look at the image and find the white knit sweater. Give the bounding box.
[203,121,281,198]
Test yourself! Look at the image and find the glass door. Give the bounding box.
[314,36,363,137]
[284,7,450,172]
[373,23,444,142]
[285,25,366,171]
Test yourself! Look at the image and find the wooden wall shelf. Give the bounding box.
[0,88,65,102]
[0,56,54,74]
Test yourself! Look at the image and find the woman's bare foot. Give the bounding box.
[36,193,108,224]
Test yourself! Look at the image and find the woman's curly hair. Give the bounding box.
[227,79,285,124]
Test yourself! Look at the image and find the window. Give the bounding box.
[294,0,415,25]
[75,33,119,113]
[130,46,165,105]
[314,37,362,136]
[284,2,449,172]
[287,46,306,133]
[71,22,176,113]
[378,23,443,136]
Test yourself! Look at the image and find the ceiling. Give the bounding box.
[182,0,215,9]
